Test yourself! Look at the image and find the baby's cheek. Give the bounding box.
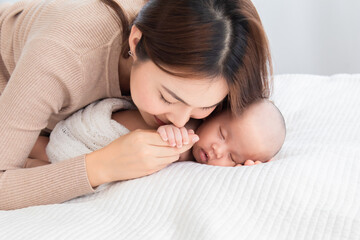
[191,145,200,162]
[179,149,193,162]
[192,141,199,148]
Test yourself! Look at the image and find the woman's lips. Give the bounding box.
[154,115,166,126]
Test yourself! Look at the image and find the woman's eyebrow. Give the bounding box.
[161,85,221,108]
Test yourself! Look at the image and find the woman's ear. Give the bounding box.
[128,25,143,60]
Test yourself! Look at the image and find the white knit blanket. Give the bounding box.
[1,74,360,240]
[46,97,136,164]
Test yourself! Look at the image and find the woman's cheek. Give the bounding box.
[133,90,162,114]
[191,108,215,119]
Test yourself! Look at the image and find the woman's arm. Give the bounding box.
[28,136,50,163]
[25,136,50,168]
[0,39,96,210]
[24,158,50,168]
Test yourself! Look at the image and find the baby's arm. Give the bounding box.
[26,136,50,168]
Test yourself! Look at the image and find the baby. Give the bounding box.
[173,99,286,166]
[28,98,285,168]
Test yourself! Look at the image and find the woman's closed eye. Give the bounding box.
[160,93,173,105]
[160,92,216,111]
[200,105,216,111]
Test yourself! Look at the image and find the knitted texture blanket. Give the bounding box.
[1,74,360,240]
[46,98,136,163]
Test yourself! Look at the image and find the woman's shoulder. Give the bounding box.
[4,0,147,56]
[24,0,123,54]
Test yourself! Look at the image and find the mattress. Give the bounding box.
[1,74,359,240]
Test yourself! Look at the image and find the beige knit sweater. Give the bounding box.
[0,0,144,210]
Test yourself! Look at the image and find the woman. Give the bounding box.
[0,0,271,210]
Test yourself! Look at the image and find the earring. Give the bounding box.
[128,50,134,57]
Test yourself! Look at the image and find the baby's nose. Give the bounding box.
[212,143,225,159]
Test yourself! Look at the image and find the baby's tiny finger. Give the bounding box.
[180,127,189,144]
[165,127,176,147]
[157,127,168,141]
[188,129,195,134]
[173,127,183,148]
[244,160,255,166]
[254,160,262,165]
[191,134,199,143]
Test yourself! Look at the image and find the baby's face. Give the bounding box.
[192,111,272,166]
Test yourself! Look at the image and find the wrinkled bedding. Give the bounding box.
[1,74,359,240]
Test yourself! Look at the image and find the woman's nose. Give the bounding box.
[167,107,192,128]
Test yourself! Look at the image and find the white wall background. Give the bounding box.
[2,0,360,75]
[252,0,360,75]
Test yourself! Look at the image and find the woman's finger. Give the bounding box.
[134,130,174,146]
[154,140,195,158]
[136,130,198,147]
[158,154,182,165]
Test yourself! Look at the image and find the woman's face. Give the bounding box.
[130,60,229,128]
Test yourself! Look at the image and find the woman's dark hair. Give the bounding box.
[100,0,272,115]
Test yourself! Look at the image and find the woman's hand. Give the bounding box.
[85,129,199,187]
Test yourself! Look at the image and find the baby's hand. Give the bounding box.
[243,160,263,166]
[235,158,272,167]
[157,125,198,148]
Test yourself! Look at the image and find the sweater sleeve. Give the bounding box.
[0,38,95,210]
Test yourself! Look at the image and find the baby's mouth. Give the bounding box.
[200,148,209,163]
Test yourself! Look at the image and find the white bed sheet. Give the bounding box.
[1,74,360,240]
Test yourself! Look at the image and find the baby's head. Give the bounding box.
[192,99,286,166]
